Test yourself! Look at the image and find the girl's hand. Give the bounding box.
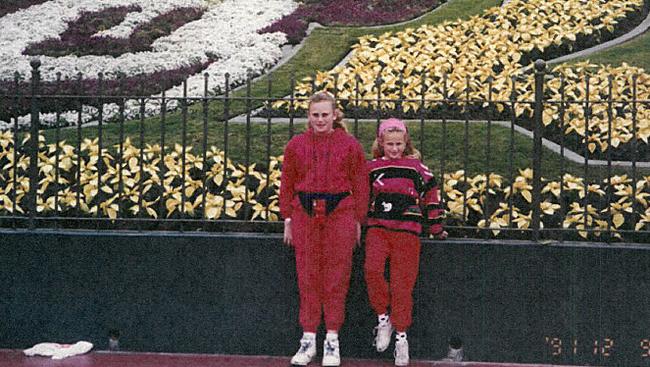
[283,218,293,246]
[434,230,448,240]
[356,222,362,247]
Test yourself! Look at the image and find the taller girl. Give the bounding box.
[280,91,369,367]
[365,118,447,366]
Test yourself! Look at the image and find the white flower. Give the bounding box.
[0,0,298,128]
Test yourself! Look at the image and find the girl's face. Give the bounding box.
[308,101,335,135]
[382,130,406,159]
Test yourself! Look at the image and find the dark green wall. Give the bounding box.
[2,230,650,366]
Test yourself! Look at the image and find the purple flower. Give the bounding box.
[23,6,205,57]
[0,0,49,18]
[259,13,308,45]
[260,0,442,44]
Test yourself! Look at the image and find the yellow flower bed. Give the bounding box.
[0,133,281,221]
[445,168,650,239]
[0,133,648,239]
[534,62,650,152]
[275,0,648,153]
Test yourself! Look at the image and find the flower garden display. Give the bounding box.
[0,0,648,240]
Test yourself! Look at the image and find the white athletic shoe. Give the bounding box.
[290,335,316,366]
[373,317,394,352]
[321,336,340,366]
[394,336,409,366]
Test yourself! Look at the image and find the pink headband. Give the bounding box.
[378,118,407,137]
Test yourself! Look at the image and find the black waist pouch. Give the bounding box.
[298,192,350,216]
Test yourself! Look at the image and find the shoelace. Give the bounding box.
[299,341,312,353]
[324,340,337,355]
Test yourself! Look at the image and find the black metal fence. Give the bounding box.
[0,59,648,243]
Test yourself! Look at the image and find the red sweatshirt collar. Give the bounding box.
[307,127,342,139]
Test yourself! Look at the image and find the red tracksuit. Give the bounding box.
[280,127,369,333]
[364,157,443,331]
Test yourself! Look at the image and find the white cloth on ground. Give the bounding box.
[23,341,93,359]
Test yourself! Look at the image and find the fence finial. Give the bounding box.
[30,57,41,70]
[534,59,546,72]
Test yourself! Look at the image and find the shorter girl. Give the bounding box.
[365,118,447,366]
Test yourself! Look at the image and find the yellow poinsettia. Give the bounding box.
[636,208,650,231]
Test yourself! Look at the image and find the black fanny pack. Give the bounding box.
[370,193,417,219]
[298,192,350,217]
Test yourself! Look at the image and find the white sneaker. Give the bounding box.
[290,335,316,366]
[321,336,340,367]
[394,336,409,366]
[373,317,394,352]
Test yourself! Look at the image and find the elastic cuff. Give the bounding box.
[281,210,292,220]
[429,224,443,235]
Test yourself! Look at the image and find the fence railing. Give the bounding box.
[0,59,648,243]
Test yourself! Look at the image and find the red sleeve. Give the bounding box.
[279,140,297,220]
[349,139,370,223]
[420,163,444,235]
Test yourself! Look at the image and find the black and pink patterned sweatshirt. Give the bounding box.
[366,157,444,236]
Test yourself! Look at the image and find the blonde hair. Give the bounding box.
[308,91,348,132]
[372,127,421,159]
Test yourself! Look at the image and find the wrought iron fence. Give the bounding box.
[0,59,648,242]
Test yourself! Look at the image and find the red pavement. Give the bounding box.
[0,350,582,367]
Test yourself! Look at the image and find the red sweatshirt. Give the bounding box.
[280,128,369,222]
[366,157,444,235]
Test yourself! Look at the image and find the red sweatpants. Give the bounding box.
[292,207,357,333]
[364,227,421,332]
